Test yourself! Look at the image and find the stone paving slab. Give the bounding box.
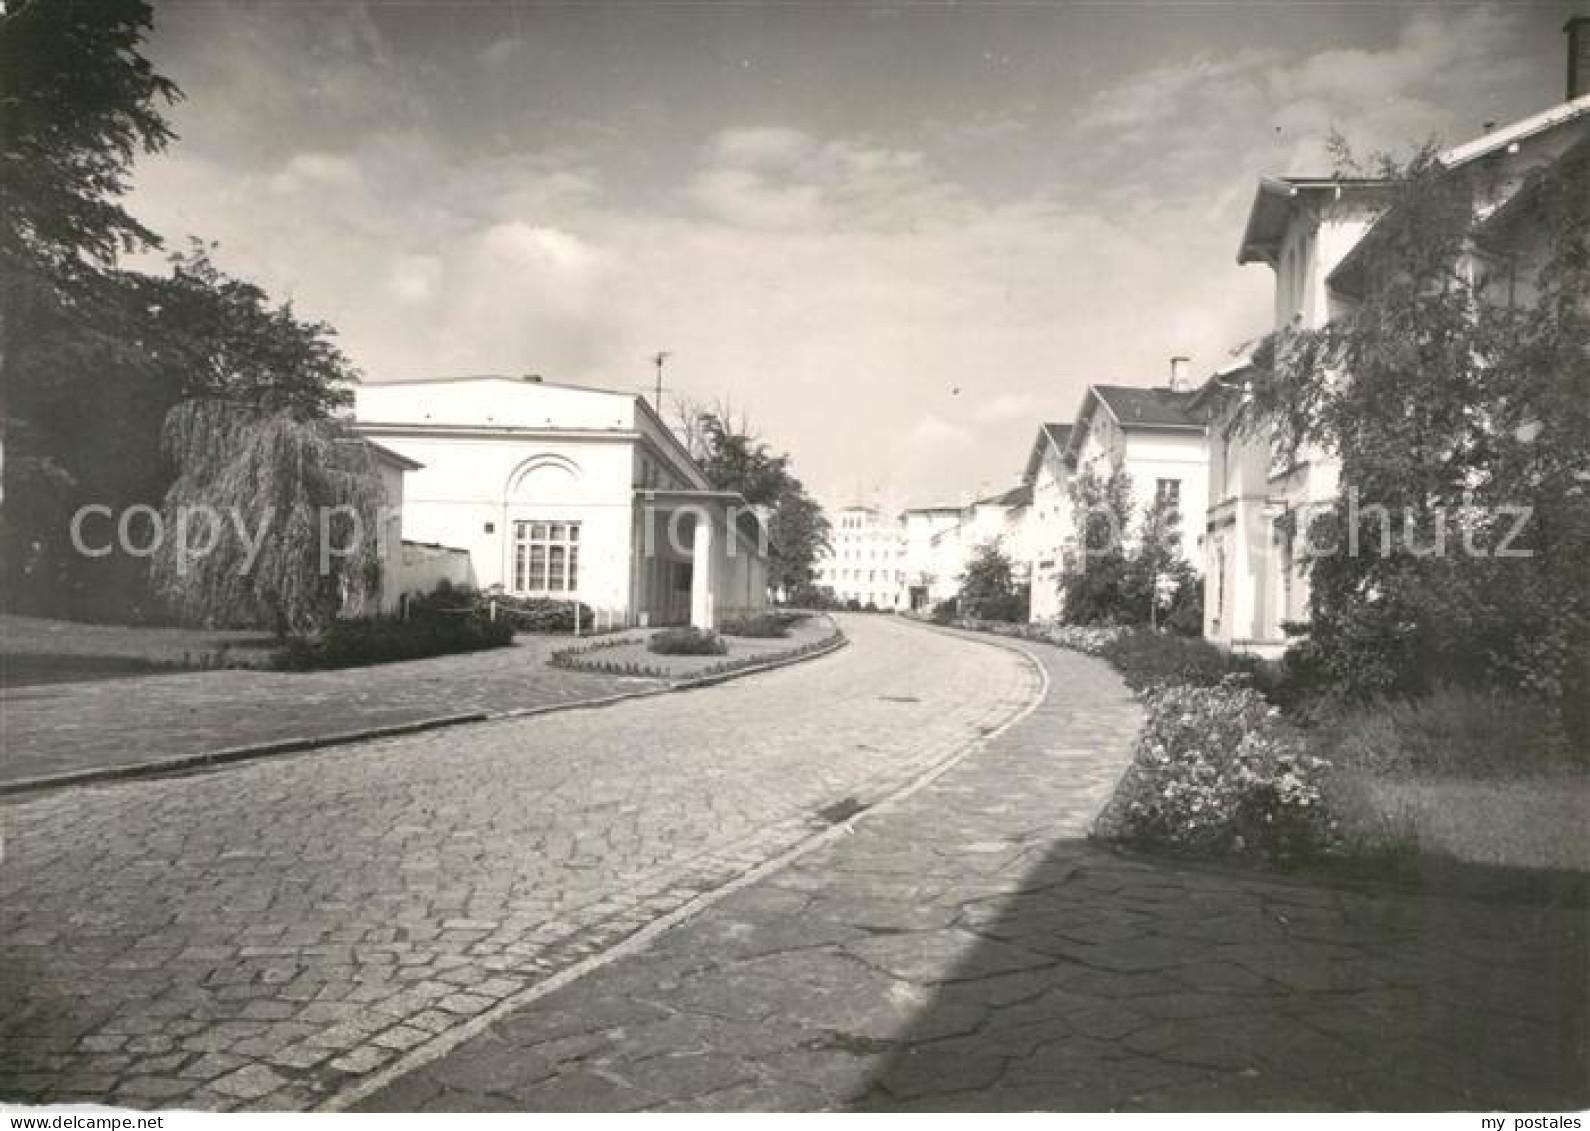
[0,615,1039,1110]
[0,635,651,785]
[359,632,1590,1113]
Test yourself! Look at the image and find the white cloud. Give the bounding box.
[126,1,1555,503]
[710,126,815,168]
[269,152,364,195]
[906,414,973,449]
[973,393,1037,424]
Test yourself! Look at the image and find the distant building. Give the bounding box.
[898,506,962,611]
[353,376,768,629]
[910,485,1033,611]
[814,504,905,609]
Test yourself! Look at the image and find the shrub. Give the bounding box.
[647,627,727,656]
[971,589,1029,623]
[473,591,594,634]
[1161,577,1204,637]
[1044,623,1130,655]
[928,599,957,625]
[274,612,513,670]
[785,583,838,610]
[718,612,792,639]
[1318,685,1580,779]
[1094,680,1339,863]
[1096,629,1260,694]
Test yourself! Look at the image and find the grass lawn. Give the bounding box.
[0,614,278,686]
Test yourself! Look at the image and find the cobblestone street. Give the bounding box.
[0,616,1038,1109]
[359,634,1590,1113]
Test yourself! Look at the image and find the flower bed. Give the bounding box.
[550,615,841,681]
[1093,679,1339,864]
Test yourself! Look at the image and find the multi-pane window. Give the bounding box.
[1155,478,1182,510]
[513,521,580,593]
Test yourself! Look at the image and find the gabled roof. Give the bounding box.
[1236,177,1391,266]
[1022,422,1074,482]
[1326,97,1590,297]
[363,439,424,471]
[1066,384,1204,462]
[1438,92,1590,168]
[977,482,1032,509]
[1092,385,1203,429]
[1475,130,1590,245]
[1188,355,1257,411]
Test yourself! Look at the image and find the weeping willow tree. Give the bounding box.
[153,400,385,634]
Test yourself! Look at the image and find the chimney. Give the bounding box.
[1168,355,1191,392]
[1569,16,1590,101]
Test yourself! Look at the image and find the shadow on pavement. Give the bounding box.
[855,839,1590,1111]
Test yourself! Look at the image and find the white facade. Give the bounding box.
[814,505,905,609]
[914,487,1032,609]
[898,507,961,611]
[353,376,767,629]
[1023,424,1074,622]
[1066,385,1209,568]
[1203,94,1590,656]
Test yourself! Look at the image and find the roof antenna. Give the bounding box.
[650,351,671,411]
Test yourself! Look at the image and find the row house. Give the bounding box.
[1063,372,1209,569]
[1199,35,1590,655]
[1021,423,1073,621]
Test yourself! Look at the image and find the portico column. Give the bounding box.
[690,508,715,630]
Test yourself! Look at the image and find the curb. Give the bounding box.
[0,629,850,800]
[0,713,491,798]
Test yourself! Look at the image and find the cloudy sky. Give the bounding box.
[131,1,1572,506]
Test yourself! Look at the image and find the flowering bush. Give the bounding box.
[1094,679,1340,863]
[1043,624,1129,655]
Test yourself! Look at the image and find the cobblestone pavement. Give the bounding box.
[0,616,1038,1110]
[362,634,1590,1113]
[0,635,651,785]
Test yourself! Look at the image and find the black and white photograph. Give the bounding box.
[1,0,1587,1116]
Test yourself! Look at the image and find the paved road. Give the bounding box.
[0,616,1038,1110]
[361,634,1589,1113]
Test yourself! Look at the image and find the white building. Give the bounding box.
[354,376,768,629]
[898,506,961,611]
[814,504,905,609]
[1021,422,1074,622]
[359,440,475,614]
[909,485,1033,610]
[1064,375,1209,567]
[1201,79,1590,656]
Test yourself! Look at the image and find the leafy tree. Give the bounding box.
[1060,464,1201,632]
[0,0,181,614]
[1126,495,1200,633]
[676,406,832,596]
[1060,463,1135,625]
[957,540,1027,622]
[0,0,179,284]
[2,243,360,619]
[1236,137,1590,741]
[153,401,385,635]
